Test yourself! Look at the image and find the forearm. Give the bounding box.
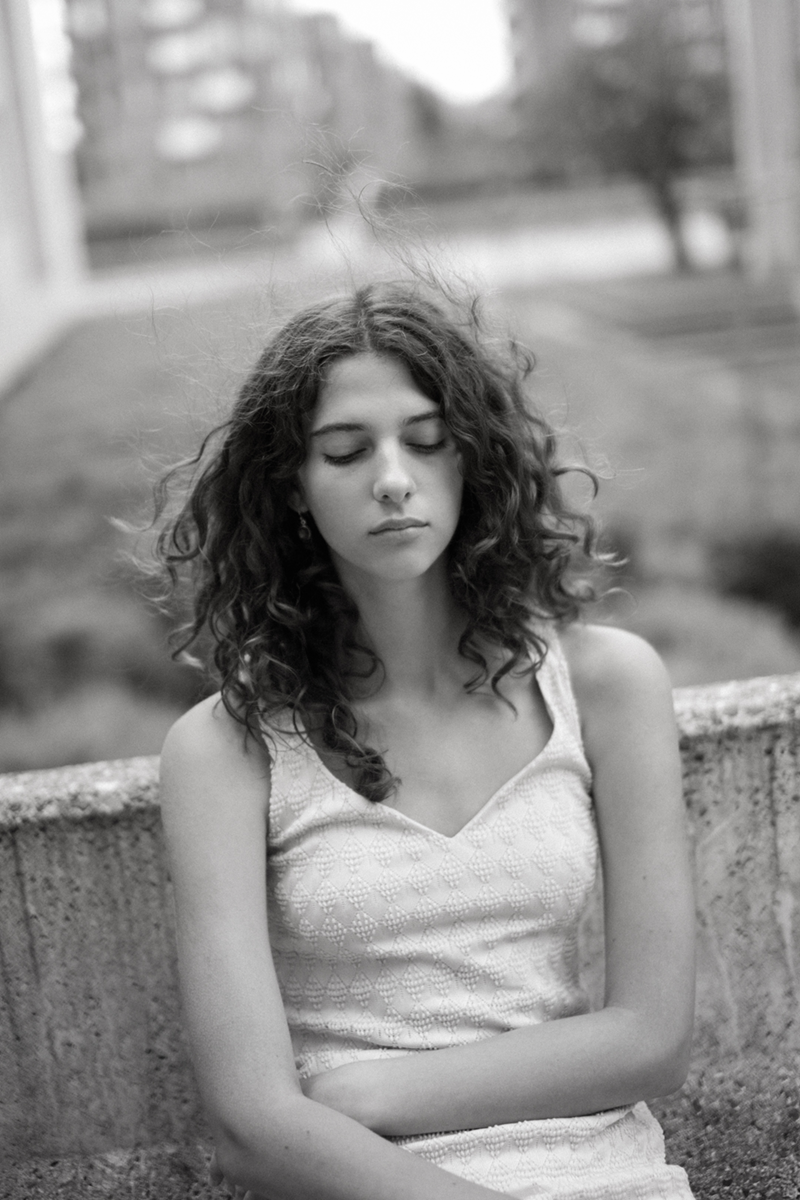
[312,1006,691,1138]
[216,1090,508,1200]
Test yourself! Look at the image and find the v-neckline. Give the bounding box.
[305,655,559,842]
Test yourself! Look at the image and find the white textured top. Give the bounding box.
[264,633,694,1199]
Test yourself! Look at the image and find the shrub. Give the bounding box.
[710,531,800,629]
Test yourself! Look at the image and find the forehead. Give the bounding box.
[313,353,437,425]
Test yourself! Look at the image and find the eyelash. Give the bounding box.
[323,439,447,466]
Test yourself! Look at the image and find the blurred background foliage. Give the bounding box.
[520,1,733,270]
[2,0,800,772]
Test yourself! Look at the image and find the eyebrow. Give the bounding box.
[310,411,442,439]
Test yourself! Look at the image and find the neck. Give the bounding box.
[335,560,468,698]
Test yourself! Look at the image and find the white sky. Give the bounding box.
[285,0,513,103]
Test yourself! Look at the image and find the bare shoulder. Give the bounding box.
[160,693,271,817]
[558,624,675,745]
[558,625,684,851]
[162,691,252,760]
[560,623,671,701]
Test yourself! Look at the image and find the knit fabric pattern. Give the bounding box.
[263,634,694,1199]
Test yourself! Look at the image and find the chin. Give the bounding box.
[337,548,448,587]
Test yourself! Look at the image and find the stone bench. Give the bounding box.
[1,675,799,1198]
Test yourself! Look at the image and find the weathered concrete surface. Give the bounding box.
[0,758,205,1166]
[661,674,800,1198]
[1,676,799,1197]
[675,675,800,1067]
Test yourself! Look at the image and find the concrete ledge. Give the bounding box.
[0,755,159,829]
[674,670,800,736]
[1,675,799,1197]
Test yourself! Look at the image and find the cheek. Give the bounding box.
[298,462,333,511]
[299,468,357,546]
[442,458,464,517]
[312,474,353,512]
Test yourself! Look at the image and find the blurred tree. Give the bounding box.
[521,0,733,270]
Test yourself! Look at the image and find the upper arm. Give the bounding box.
[159,697,301,1149]
[561,625,695,1077]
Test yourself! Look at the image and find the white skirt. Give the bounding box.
[394,1102,694,1199]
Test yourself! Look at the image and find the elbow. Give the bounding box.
[610,1007,693,1100]
[212,1096,306,1193]
[213,1126,258,1191]
[658,1037,693,1095]
[644,1052,690,1099]
[639,1029,693,1099]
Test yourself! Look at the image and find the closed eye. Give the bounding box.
[323,439,447,465]
[322,449,365,465]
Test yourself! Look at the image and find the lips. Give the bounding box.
[369,517,427,534]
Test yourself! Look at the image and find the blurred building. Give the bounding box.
[63,0,465,245]
[0,0,85,392]
[66,0,316,239]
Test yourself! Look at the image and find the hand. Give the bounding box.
[209,1147,272,1200]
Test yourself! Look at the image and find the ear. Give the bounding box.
[288,484,308,515]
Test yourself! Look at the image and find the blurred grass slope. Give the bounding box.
[2,227,800,772]
[501,268,800,686]
[0,296,270,771]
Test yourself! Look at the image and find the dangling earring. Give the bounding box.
[298,512,311,542]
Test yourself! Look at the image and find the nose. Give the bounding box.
[373,443,416,504]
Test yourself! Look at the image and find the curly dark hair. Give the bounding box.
[154,281,606,801]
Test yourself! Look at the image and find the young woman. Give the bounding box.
[157,282,696,1200]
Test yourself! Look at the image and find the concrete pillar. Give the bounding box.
[0,0,86,393]
[722,0,800,283]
